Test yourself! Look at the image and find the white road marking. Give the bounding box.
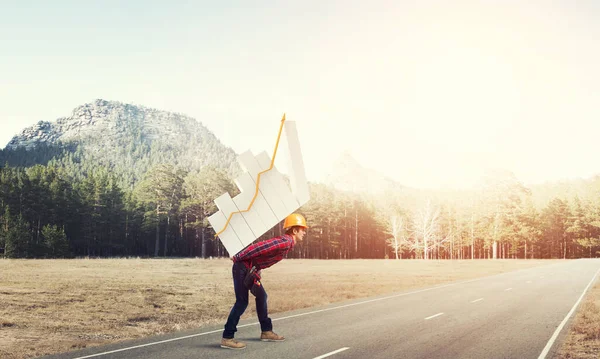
[538,266,600,359]
[67,263,566,359]
[313,347,350,359]
[425,312,444,320]
[505,288,513,291]
[71,328,228,359]
[527,281,532,283]
[540,276,545,279]
[471,298,484,303]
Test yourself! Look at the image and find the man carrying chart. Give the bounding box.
[220,213,308,350]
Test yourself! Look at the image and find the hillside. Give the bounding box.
[0,99,240,188]
[322,151,406,194]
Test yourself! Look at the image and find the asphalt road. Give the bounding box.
[40,259,600,359]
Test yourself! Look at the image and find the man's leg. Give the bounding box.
[255,283,285,342]
[221,262,249,349]
[254,282,272,332]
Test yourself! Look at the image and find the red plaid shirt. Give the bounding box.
[233,234,295,270]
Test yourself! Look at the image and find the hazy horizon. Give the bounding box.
[2,0,599,190]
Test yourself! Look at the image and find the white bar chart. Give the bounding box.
[207,119,310,256]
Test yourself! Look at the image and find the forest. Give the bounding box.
[1,155,599,260]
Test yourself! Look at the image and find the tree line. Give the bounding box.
[1,161,599,259]
[378,172,600,260]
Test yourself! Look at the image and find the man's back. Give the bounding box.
[233,234,295,270]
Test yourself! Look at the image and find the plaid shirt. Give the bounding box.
[233,234,295,270]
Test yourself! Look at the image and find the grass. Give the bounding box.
[0,257,587,359]
[557,280,600,358]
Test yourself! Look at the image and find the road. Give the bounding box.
[40,259,600,359]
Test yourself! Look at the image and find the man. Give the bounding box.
[220,213,308,350]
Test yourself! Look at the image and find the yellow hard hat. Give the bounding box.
[283,213,308,229]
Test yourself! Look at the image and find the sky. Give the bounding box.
[1,0,599,190]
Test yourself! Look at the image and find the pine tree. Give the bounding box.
[180,166,235,258]
[42,224,71,258]
[5,213,31,258]
[134,163,187,256]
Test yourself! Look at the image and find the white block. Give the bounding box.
[233,171,274,238]
[214,192,256,248]
[207,210,245,256]
[256,151,300,213]
[238,150,289,222]
[283,121,310,206]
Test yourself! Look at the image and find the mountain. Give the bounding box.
[1,99,240,188]
[322,151,406,195]
[528,175,600,209]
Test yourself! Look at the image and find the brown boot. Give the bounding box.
[260,331,285,342]
[221,337,246,349]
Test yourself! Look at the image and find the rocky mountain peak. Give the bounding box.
[6,99,215,149]
[3,99,239,185]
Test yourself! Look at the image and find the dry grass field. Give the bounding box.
[557,281,600,359]
[0,257,594,359]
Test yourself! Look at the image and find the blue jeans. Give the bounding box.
[223,261,272,338]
